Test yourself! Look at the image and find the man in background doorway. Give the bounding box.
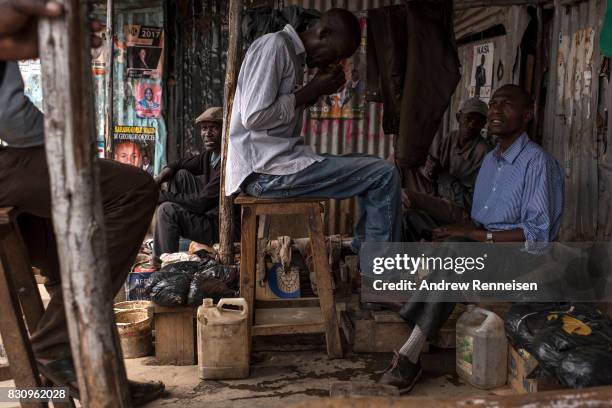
[404,97,490,240]
[152,107,238,267]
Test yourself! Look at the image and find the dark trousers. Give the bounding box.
[153,169,218,258]
[398,236,475,338]
[0,146,158,359]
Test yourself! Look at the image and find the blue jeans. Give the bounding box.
[243,154,403,250]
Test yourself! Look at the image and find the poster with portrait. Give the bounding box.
[469,42,495,102]
[135,82,162,118]
[113,125,156,176]
[308,15,367,120]
[125,25,164,79]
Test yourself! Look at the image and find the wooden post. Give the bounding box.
[218,0,243,265]
[532,4,544,144]
[104,0,115,157]
[37,1,131,407]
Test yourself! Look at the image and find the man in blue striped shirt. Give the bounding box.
[380,84,565,393]
[432,84,565,243]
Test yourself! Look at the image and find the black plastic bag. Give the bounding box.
[558,347,612,388]
[145,261,207,306]
[505,303,612,388]
[149,273,193,306]
[159,260,211,275]
[186,272,238,306]
[505,303,573,349]
[201,265,238,287]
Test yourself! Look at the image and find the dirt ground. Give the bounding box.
[124,337,513,408]
[0,331,514,408]
[0,286,514,408]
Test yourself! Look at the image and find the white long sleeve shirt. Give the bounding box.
[224,25,323,195]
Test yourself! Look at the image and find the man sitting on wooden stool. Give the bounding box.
[152,107,238,267]
[0,1,164,404]
[226,8,403,251]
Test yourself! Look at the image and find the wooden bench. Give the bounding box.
[0,207,74,407]
[235,196,342,358]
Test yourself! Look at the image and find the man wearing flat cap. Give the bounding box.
[403,97,491,239]
[152,107,226,268]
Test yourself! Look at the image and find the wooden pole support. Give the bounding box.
[218,0,243,265]
[104,0,115,157]
[37,1,131,406]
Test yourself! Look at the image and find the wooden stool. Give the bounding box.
[0,207,74,407]
[235,196,342,358]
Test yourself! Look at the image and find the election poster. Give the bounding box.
[469,42,495,102]
[113,125,156,174]
[308,15,367,120]
[125,25,164,79]
[135,82,162,119]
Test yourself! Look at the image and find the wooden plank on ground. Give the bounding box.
[255,298,320,308]
[289,385,612,408]
[254,307,323,326]
[253,307,325,336]
[353,310,413,353]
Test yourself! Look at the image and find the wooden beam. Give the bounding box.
[453,0,551,9]
[218,0,243,265]
[37,0,130,406]
[289,385,612,407]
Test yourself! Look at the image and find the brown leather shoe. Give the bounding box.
[378,351,422,393]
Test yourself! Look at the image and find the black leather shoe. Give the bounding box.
[378,351,422,393]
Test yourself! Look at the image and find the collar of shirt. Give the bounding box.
[282,24,306,56]
[210,152,221,169]
[493,132,529,164]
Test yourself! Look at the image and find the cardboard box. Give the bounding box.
[508,344,563,394]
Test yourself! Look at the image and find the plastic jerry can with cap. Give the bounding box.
[197,298,249,379]
[456,305,507,389]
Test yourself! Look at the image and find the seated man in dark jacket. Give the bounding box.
[152,107,224,267]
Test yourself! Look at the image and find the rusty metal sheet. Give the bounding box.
[543,0,605,240]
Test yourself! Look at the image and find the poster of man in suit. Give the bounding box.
[469,42,494,102]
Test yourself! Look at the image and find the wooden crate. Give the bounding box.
[343,310,419,353]
[153,305,197,365]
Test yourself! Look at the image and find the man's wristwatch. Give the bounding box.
[485,232,494,243]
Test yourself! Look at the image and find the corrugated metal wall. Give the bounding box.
[543,0,606,240]
[445,6,530,135]
[286,0,400,11]
[171,0,228,159]
[169,0,612,240]
[599,62,612,241]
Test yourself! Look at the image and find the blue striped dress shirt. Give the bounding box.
[471,133,565,242]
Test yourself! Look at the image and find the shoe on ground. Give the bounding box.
[37,357,166,406]
[378,351,422,393]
